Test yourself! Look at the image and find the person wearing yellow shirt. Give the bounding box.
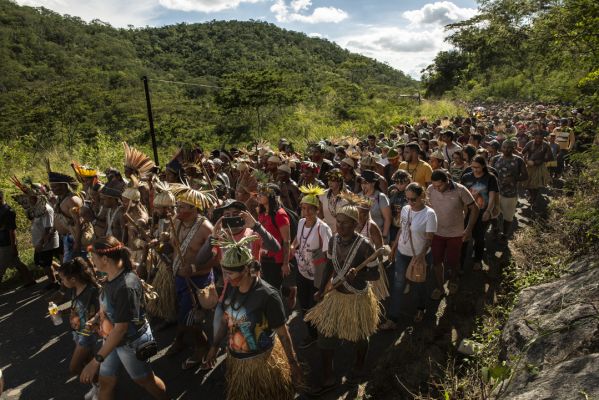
[399,142,433,188]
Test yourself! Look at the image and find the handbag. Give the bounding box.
[405,210,427,283]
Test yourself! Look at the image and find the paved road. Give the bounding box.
[0,196,544,400]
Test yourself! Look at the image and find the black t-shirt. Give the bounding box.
[460,172,499,211]
[218,277,286,359]
[0,205,17,247]
[69,284,100,336]
[99,270,146,343]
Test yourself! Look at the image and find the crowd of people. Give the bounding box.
[0,103,582,399]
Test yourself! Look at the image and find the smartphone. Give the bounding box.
[222,216,245,229]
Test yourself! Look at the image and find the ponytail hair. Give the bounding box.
[89,236,133,272]
[58,257,99,288]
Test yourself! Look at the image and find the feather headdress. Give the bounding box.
[46,159,77,186]
[299,184,326,208]
[211,234,258,270]
[122,175,141,202]
[10,176,44,196]
[71,161,99,180]
[123,142,155,179]
[170,182,217,211]
[152,180,176,207]
[336,191,372,222]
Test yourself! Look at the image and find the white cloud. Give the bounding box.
[158,0,261,13]
[336,26,451,78]
[402,1,477,26]
[290,0,310,12]
[15,0,159,27]
[271,0,348,24]
[332,2,477,78]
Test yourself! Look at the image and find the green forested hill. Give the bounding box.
[0,0,417,151]
[421,0,599,104]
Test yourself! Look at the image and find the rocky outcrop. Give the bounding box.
[497,258,599,399]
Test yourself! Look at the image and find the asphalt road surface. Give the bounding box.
[0,197,540,400]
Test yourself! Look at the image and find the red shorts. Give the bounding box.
[431,235,462,267]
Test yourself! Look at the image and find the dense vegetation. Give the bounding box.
[0,0,419,154]
[422,0,599,104]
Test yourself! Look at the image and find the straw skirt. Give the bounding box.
[305,287,381,342]
[226,337,294,400]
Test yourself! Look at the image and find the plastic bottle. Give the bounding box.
[48,302,63,326]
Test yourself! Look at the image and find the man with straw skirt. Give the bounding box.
[305,197,381,395]
[205,235,302,400]
[166,182,218,370]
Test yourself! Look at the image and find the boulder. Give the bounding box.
[497,258,599,399]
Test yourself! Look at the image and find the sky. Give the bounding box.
[14,0,479,78]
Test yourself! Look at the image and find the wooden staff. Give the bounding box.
[326,246,390,294]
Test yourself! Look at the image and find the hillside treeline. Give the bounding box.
[422,0,599,104]
[0,0,417,151]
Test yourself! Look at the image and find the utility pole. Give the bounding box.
[142,76,159,166]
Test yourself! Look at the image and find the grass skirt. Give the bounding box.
[371,262,389,300]
[146,260,176,321]
[305,287,380,342]
[525,163,551,189]
[226,337,294,400]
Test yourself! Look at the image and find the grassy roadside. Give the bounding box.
[420,145,599,399]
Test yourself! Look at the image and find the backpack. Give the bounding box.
[270,206,299,242]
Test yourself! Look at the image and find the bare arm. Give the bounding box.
[381,205,391,240]
[80,322,127,384]
[464,202,480,241]
[417,232,434,259]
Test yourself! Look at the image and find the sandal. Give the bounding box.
[182,356,201,370]
[430,288,443,300]
[414,310,424,323]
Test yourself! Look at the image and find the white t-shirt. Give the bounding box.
[294,218,332,280]
[397,205,437,256]
[31,203,59,251]
[318,190,347,235]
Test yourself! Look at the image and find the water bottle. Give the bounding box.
[48,302,63,326]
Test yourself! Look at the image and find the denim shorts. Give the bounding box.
[72,331,96,349]
[99,326,154,380]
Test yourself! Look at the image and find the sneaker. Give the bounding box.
[379,319,397,331]
[299,336,317,349]
[84,383,98,400]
